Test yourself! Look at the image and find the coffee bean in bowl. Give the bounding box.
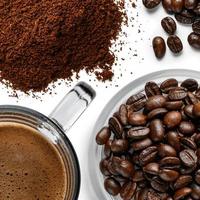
[96,77,200,200]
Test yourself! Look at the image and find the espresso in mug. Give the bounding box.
[0,122,67,200]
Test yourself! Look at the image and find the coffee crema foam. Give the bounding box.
[0,122,67,200]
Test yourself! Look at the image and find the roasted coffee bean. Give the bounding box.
[152,36,166,59]
[185,92,199,105]
[132,170,145,182]
[167,35,183,53]
[162,0,173,13]
[195,170,200,185]
[104,139,113,157]
[109,117,123,138]
[185,0,197,9]
[111,139,129,153]
[145,81,161,97]
[132,138,152,151]
[147,108,168,119]
[128,112,147,126]
[161,17,177,35]
[188,32,200,49]
[180,164,197,175]
[104,177,121,196]
[184,104,194,118]
[149,119,165,142]
[168,87,187,100]
[96,127,111,145]
[174,175,193,190]
[181,137,197,150]
[171,0,184,13]
[179,149,197,167]
[193,20,200,35]
[127,127,150,140]
[142,0,161,9]
[194,3,200,15]
[97,78,200,199]
[174,187,192,200]
[158,143,177,157]
[166,131,181,151]
[193,102,200,117]
[119,104,128,125]
[126,93,146,111]
[120,181,137,200]
[139,146,158,166]
[196,87,200,99]
[181,79,198,92]
[159,169,179,182]
[165,100,183,110]
[100,159,111,176]
[143,162,160,175]
[191,183,200,199]
[147,190,161,200]
[195,136,200,147]
[160,157,181,169]
[146,95,166,110]
[163,111,182,128]
[160,78,178,93]
[175,9,196,24]
[151,176,169,192]
[179,121,195,135]
[115,160,135,178]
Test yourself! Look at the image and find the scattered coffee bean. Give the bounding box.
[161,17,177,35]
[175,9,196,24]
[97,78,200,200]
[192,20,200,35]
[142,0,161,9]
[162,0,173,13]
[188,32,200,49]
[167,35,183,53]
[171,0,184,13]
[152,36,166,59]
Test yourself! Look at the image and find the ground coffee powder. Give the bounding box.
[0,0,125,92]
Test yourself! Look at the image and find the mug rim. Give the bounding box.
[0,105,81,200]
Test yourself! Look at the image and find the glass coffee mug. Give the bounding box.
[0,82,95,200]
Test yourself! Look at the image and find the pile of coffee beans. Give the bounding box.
[142,0,200,58]
[96,78,200,200]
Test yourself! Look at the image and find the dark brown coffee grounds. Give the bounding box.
[0,0,125,92]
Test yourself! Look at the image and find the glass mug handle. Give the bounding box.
[49,82,95,131]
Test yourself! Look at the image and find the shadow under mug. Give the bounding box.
[0,82,95,200]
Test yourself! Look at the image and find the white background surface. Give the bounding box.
[1,1,200,199]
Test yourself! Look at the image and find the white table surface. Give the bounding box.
[1,1,200,199]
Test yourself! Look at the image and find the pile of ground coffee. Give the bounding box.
[0,0,125,92]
